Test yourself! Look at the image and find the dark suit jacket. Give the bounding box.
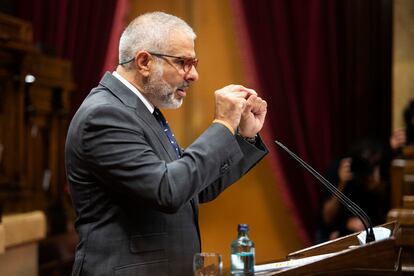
[65,72,268,276]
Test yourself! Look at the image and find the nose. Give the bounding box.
[184,65,199,82]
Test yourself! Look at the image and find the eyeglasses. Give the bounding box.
[148,52,198,73]
[119,51,199,73]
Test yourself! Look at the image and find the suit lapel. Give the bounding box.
[135,106,178,161]
[99,72,178,161]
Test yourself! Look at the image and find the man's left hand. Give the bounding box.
[238,91,267,138]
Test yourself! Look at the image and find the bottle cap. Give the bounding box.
[238,224,249,232]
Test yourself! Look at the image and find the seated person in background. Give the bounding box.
[314,100,414,243]
[389,128,406,155]
[388,99,414,157]
[320,139,390,241]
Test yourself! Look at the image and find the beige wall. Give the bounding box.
[128,0,303,268]
[393,0,414,129]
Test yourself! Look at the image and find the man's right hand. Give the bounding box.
[214,85,255,132]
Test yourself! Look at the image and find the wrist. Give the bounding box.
[213,119,235,134]
[237,133,257,144]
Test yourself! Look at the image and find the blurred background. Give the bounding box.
[0,0,413,275]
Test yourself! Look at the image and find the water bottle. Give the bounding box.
[230,224,255,275]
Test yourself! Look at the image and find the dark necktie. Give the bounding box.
[153,108,181,158]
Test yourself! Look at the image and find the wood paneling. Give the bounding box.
[393,0,414,129]
[0,12,73,233]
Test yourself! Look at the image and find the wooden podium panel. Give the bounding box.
[256,222,401,275]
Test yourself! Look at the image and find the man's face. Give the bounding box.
[143,32,199,109]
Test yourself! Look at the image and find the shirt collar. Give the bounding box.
[112,71,154,113]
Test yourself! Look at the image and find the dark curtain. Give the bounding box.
[232,0,392,244]
[334,0,392,149]
[16,0,119,112]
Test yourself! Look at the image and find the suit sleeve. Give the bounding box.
[77,104,266,213]
[197,134,268,203]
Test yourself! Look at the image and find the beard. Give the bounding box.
[143,64,187,109]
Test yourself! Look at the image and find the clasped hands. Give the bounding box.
[214,84,267,138]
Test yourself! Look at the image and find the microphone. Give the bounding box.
[274,140,376,243]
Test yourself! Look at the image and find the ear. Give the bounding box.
[135,51,152,77]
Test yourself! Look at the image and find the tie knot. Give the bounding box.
[153,107,161,117]
[153,108,166,125]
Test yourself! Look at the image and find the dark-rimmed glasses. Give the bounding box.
[119,52,198,73]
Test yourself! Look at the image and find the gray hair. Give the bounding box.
[119,11,196,71]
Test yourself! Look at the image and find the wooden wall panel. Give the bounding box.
[0,13,74,249]
[393,0,414,129]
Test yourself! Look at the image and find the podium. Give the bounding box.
[255,221,401,275]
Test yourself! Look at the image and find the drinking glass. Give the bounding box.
[193,252,223,276]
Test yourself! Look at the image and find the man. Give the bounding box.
[65,11,268,276]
